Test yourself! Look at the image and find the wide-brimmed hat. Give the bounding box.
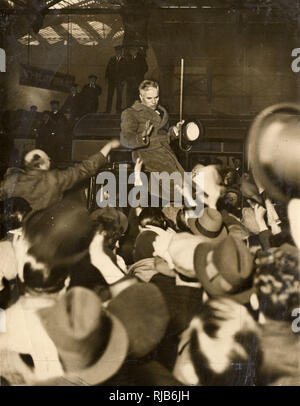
[88,74,97,80]
[107,282,170,359]
[247,102,300,203]
[187,208,228,243]
[24,200,96,266]
[90,207,128,234]
[38,287,128,385]
[194,235,254,304]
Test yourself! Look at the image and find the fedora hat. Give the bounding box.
[24,200,96,267]
[38,287,128,385]
[247,102,300,203]
[107,282,170,359]
[194,235,254,304]
[187,208,228,243]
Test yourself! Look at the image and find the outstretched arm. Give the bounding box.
[53,139,120,193]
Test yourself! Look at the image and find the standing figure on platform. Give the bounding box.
[120,80,184,201]
[79,74,102,115]
[61,84,81,122]
[105,45,127,114]
[49,100,63,123]
[36,110,57,159]
[125,46,148,107]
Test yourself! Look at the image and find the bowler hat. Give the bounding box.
[247,102,300,203]
[187,208,228,243]
[38,287,128,385]
[24,200,97,267]
[194,235,254,304]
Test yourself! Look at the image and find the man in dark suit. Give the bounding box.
[61,84,81,121]
[125,46,148,107]
[49,100,64,123]
[105,45,127,114]
[79,74,102,115]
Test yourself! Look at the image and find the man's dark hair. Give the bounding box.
[0,197,32,233]
[254,247,300,321]
[138,207,169,230]
[94,217,123,251]
[176,208,190,232]
[23,262,69,294]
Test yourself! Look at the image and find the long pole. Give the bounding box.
[179,58,184,123]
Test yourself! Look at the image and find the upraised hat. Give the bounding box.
[194,235,254,304]
[187,208,228,243]
[247,102,300,203]
[182,119,204,141]
[38,287,128,385]
[88,74,97,79]
[90,207,128,234]
[24,200,97,267]
[107,282,170,359]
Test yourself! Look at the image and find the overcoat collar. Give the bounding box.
[131,101,169,128]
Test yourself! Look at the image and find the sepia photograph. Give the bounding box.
[0,0,299,392]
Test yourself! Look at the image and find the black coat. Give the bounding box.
[125,54,148,83]
[79,84,102,114]
[61,94,81,119]
[105,56,127,83]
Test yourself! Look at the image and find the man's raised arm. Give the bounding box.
[52,139,120,193]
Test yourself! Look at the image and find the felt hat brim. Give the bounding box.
[247,102,300,203]
[44,313,128,386]
[194,243,254,305]
[188,218,228,243]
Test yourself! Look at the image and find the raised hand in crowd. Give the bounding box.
[134,157,143,187]
[253,203,268,232]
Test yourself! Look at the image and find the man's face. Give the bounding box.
[129,47,138,57]
[51,104,59,113]
[225,192,239,207]
[140,87,159,110]
[89,77,96,85]
[71,86,77,96]
[233,158,241,169]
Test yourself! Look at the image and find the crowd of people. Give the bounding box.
[0,78,299,387]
